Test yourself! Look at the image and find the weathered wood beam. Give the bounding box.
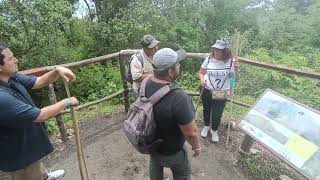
[238,57,320,80]
[186,91,251,108]
[61,90,124,115]
[48,84,68,142]
[20,49,320,80]
[118,54,130,112]
[19,52,120,76]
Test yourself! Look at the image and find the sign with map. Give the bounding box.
[239,89,320,179]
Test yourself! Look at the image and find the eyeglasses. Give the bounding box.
[0,43,8,52]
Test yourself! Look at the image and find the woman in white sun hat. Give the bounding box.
[198,38,240,143]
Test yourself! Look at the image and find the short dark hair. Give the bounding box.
[0,42,8,65]
[153,63,177,78]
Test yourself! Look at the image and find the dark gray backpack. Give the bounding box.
[124,76,174,154]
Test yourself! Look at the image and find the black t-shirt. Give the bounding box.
[145,79,195,155]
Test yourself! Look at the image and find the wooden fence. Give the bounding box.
[19,49,320,142]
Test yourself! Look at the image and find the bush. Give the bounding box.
[70,62,122,103]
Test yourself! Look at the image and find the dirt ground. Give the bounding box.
[45,111,249,180]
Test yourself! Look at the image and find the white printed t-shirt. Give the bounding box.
[201,56,235,91]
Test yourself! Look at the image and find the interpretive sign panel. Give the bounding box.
[239,89,320,179]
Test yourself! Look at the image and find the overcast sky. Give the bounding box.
[74,0,94,18]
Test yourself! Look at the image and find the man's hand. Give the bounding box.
[64,97,79,107]
[179,120,201,158]
[193,147,201,157]
[34,97,79,123]
[33,67,76,89]
[56,67,76,82]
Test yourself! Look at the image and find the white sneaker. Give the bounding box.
[200,126,210,137]
[47,169,65,180]
[210,129,219,143]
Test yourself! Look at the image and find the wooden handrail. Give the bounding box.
[19,49,320,80]
[19,52,120,76]
[184,53,320,80]
[18,49,318,145]
[186,91,251,108]
[17,49,318,112]
[61,89,125,115]
[18,49,318,115]
[238,57,320,80]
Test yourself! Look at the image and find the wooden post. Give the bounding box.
[118,53,130,112]
[48,84,68,142]
[225,122,231,148]
[239,134,255,154]
[63,81,90,180]
[230,31,241,104]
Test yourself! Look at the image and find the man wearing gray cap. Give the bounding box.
[145,48,201,180]
[129,34,159,99]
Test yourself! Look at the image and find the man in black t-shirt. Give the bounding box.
[145,48,201,180]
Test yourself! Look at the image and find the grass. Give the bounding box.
[238,152,303,180]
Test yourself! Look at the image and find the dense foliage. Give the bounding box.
[1,2,319,179]
[1,0,319,111]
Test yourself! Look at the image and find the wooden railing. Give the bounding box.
[19,49,320,141]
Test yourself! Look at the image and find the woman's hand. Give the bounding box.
[200,79,206,87]
[199,68,207,87]
[233,59,240,68]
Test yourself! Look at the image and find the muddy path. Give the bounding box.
[45,111,248,180]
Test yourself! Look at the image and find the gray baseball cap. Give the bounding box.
[212,38,230,49]
[153,48,187,71]
[141,34,160,48]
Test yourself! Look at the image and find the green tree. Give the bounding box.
[0,0,93,69]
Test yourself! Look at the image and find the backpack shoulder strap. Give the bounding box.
[148,85,171,105]
[139,75,152,97]
[136,52,144,67]
[129,52,144,67]
[148,85,179,105]
[229,58,233,69]
[206,56,211,67]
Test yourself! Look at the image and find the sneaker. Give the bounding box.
[200,126,210,137]
[163,167,172,180]
[210,129,219,143]
[47,169,65,180]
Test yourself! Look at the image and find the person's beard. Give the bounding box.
[10,68,19,76]
[171,71,180,82]
[15,64,18,72]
